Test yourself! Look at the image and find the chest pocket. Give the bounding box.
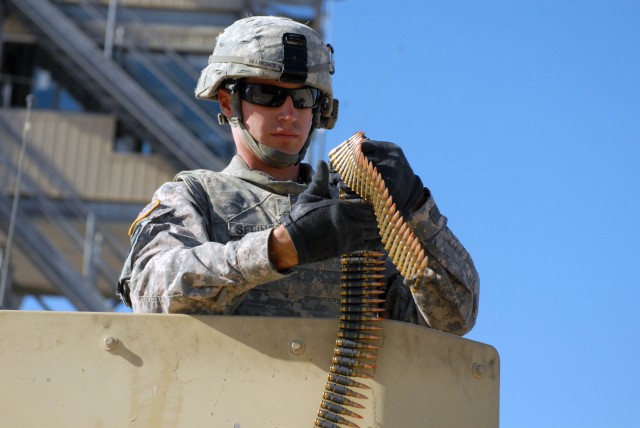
[186,169,297,242]
[225,194,292,240]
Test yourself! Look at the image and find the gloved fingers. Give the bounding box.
[299,160,330,202]
[360,138,378,155]
[338,183,361,200]
[328,163,341,185]
[329,167,360,200]
[334,180,351,192]
[357,139,424,215]
[312,160,330,195]
[360,139,398,157]
[360,140,410,181]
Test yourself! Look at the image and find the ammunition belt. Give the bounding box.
[313,132,429,428]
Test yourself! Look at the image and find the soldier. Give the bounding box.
[118,16,479,335]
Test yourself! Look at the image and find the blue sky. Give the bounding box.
[18,1,639,426]
[319,0,639,426]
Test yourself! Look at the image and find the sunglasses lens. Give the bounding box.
[241,84,320,109]
[242,84,284,107]
[291,88,320,109]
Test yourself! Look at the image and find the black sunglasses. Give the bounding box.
[238,83,321,109]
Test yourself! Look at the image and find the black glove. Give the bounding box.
[282,161,381,265]
[360,139,424,216]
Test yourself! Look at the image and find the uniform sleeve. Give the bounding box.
[119,181,286,314]
[384,188,479,336]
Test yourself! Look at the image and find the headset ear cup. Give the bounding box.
[320,98,339,129]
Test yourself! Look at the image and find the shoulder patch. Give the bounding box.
[128,199,161,236]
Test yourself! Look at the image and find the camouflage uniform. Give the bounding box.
[118,156,479,335]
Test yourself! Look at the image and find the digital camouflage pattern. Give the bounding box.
[195,16,334,106]
[118,156,479,335]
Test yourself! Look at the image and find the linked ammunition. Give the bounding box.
[331,356,377,370]
[340,296,384,305]
[339,314,384,323]
[340,288,385,297]
[337,330,382,341]
[349,250,385,257]
[341,257,385,265]
[335,338,380,350]
[339,305,385,314]
[334,346,377,360]
[317,410,360,428]
[323,391,366,409]
[330,365,372,379]
[338,321,383,331]
[340,281,385,288]
[320,131,433,427]
[320,400,364,418]
[325,382,368,399]
[340,273,385,281]
[314,418,341,428]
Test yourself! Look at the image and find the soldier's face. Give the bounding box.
[223,78,314,156]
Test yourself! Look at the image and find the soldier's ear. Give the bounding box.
[218,90,233,118]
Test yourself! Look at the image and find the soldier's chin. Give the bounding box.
[265,138,305,155]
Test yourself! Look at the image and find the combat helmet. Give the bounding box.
[195,16,338,168]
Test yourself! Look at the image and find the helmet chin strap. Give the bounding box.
[229,117,311,168]
[225,83,313,169]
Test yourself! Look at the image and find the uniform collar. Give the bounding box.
[222,155,313,195]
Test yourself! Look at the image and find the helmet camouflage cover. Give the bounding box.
[195,16,337,130]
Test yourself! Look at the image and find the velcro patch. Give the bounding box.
[128,199,161,236]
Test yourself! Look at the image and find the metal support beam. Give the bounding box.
[103,0,118,58]
[82,211,100,288]
[7,0,226,171]
[0,195,110,311]
[0,95,32,309]
[0,115,123,287]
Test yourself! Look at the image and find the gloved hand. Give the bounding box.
[282,161,381,265]
[360,139,424,216]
